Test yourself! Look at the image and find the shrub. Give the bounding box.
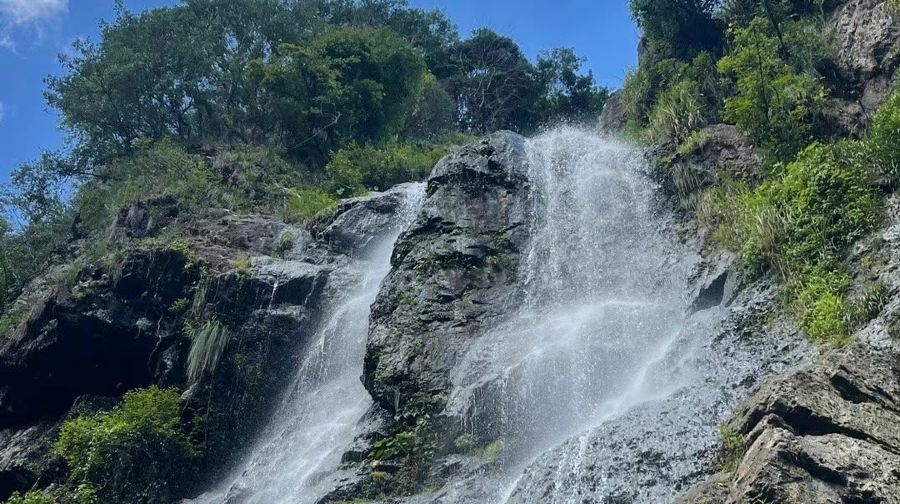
[719,426,745,472]
[869,89,900,186]
[733,142,879,276]
[648,79,705,143]
[280,186,337,225]
[2,491,54,504]
[54,386,196,503]
[785,267,853,344]
[324,139,452,197]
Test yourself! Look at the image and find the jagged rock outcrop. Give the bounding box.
[824,0,900,132]
[654,124,760,199]
[831,0,900,115]
[364,132,532,426]
[312,183,423,255]
[677,343,900,504]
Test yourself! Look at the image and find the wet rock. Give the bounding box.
[312,183,423,255]
[0,247,200,429]
[678,343,900,504]
[599,90,627,134]
[364,131,532,423]
[504,278,810,504]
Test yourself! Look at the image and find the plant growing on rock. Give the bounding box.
[53,386,197,503]
[1,491,54,504]
[186,319,233,383]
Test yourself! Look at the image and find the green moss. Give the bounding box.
[719,425,745,473]
[483,440,505,462]
[232,254,251,277]
[453,433,475,453]
[53,386,196,503]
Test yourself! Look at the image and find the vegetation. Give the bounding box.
[186,319,233,383]
[1,491,54,504]
[719,425,745,472]
[54,386,196,503]
[625,0,897,345]
[1,0,609,321]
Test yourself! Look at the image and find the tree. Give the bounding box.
[629,0,723,59]
[445,29,540,133]
[717,17,825,160]
[534,48,609,125]
[264,28,426,163]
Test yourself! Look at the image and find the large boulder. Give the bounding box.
[677,343,900,504]
[364,132,532,425]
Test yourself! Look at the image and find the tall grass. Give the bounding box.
[186,319,232,383]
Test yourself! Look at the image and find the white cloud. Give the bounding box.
[0,0,68,50]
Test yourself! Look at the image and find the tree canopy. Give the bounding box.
[0,0,609,317]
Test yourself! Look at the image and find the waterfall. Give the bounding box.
[192,184,425,504]
[442,126,704,502]
[194,127,754,504]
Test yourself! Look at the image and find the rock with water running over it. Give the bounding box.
[364,131,532,428]
[677,343,900,504]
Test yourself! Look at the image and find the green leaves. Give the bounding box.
[718,17,825,161]
[54,386,196,503]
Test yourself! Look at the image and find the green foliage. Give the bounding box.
[54,386,196,503]
[1,491,54,504]
[281,186,338,225]
[483,440,505,462]
[325,138,457,197]
[785,267,853,344]
[622,52,721,140]
[264,28,427,162]
[534,48,610,124]
[186,319,232,383]
[868,88,900,186]
[719,425,745,472]
[446,29,540,132]
[718,17,826,160]
[629,0,722,59]
[648,79,705,143]
[453,433,475,452]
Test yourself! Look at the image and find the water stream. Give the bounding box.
[196,127,740,504]
[193,184,425,504]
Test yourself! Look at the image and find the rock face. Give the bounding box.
[678,343,900,504]
[0,185,413,501]
[364,132,532,426]
[828,0,900,127]
[654,124,760,198]
[598,90,628,134]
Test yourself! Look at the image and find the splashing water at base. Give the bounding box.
[192,184,425,504]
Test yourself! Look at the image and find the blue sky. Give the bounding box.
[0,1,639,184]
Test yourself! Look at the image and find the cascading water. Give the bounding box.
[194,126,797,504]
[440,127,708,503]
[193,184,425,504]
